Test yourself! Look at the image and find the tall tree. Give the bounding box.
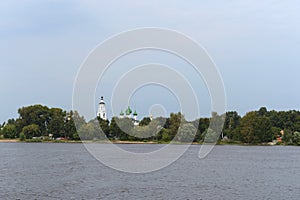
[168,112,184,139]
[240,112,273,143]
[223,111,241,140]
[18,105,50,135]
[139,117,151,126]
[97,117,110,138]
[47,108,66,138]
[175,123,197,142]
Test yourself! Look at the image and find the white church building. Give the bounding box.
[97,96,139,125]
[97,96,107,120]
[119,106,139,126]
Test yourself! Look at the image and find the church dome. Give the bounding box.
[125,106,132,115]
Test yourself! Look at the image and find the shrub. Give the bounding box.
[19,132,26,141]
[22,124,40,139]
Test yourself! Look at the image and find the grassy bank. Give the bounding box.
[0,138,290,146]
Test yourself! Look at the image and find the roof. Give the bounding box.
[99,96,105,104]
[125,106,132,115]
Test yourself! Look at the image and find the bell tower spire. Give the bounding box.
[97,96,107,120]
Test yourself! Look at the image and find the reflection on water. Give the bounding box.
[0,143,299,199]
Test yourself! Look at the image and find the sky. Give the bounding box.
[0,0,300,122]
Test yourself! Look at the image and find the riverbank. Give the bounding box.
[0,139,157,144]
[0,138,288,146]
[0,139,18,142]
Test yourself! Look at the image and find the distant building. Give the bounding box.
[97,96,107,120]
[120,106,139,126]
[97,96,139,125]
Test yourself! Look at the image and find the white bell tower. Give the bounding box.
[97,96,107,120]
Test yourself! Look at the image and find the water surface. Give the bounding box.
[0,143,299,199]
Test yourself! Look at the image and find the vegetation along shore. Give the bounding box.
[1,105,300,145]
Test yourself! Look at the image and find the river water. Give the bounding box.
[0,143,299,199]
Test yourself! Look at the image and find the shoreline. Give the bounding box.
[0,139,19,143]
[0,139,292,146]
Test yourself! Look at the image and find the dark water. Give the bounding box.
[0,143,299,200]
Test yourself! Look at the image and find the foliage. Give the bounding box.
[2,124,18,139]
[17,105,50,135]
[21,124,40,139]
[292,131,300,145]
[19,132,26,141]
[203,128,219,143]
[27,138,43,143]
[139,117,151,126]
[239,112,273,143]
[161,128,171,142]
[175,123,197,142]
[97,117,110,138]
[3,104,300,144]
[168,112,184,140]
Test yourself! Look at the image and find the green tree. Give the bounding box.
[282,129,293,144]
[192,118,209,142]
[223,111,241,140]
[161,128,171,142]
[168,112,184,140]
[21,124,40,139]
[240,112,273,143]
[210,112,225,141]
[258,107,268,117]
[133,118,164,140]
[97,117,110,138]
[18,105,50,136]
[19,132,26,141]
[47,108,66,138]
[292,131,300,145]
[256,116,273,142]
[64,111,77,140]
[175,123,197,142]
[109,117,134,140]
[77,120,101,140]
[70,111,86,140]
[115,118,134,140]
[139,117,151,126]
[109,117,120,139]
[294,116,300,132]
[270,127,281,140]
[2,124,18,139]
[77,124,89,140]
[203,128,219,143]
[72,111,86,130]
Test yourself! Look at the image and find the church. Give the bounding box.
[119,106,139,126]
[97,96,107,120]
[97,96,139,125]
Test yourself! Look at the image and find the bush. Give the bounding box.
[19,132,26,141]
[22,124,40,139]
[27,138,42,143]
[43,136,52,141]
[2,124,18,139]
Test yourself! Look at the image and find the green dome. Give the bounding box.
[120,110,124,116]
[133,110,138,116]
[125,106,132,115]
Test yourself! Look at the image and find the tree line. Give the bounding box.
[1,105,300,145]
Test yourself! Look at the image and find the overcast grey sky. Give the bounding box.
[0,0,299,122]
